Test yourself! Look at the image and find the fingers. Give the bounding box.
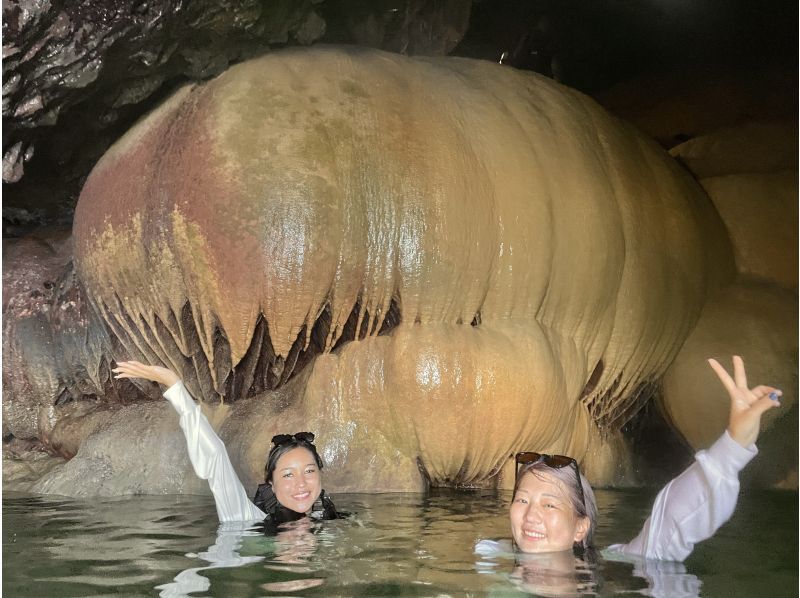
[751,385,781,400]
[111,360,151,380]
[112,362,134,376]
[708,358,736,394]
[111,361,178,387]
[751,394,781,418]
[732,355,748,389]
[709,356,769,400]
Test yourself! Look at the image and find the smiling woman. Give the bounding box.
[252,432,341,530]
[111,361,343,529]
[483,356,782,562]
[510,459,594,553]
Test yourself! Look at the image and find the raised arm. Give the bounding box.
[113,361,266,523]
[610,356,781,562]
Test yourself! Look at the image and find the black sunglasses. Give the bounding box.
[514,452,586,511]
[271,432,315,446]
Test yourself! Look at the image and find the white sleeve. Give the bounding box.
[608,430,756,562]
[163,381,266,523]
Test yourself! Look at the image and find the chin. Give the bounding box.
[292,501,313,513]
[517,542,549,554]
[283,492,319,514]
[514,535,568,554]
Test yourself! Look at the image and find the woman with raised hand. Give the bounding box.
[477,355,782,562]
[112,361,342,528]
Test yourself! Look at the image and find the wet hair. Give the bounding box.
[514,461,598,550]
[264,432,324,483]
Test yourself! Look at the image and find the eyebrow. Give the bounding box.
[280,463,317,472]
[515,488,565,501]
[540,493,565,501]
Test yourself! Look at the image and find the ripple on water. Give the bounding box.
[4,489,798,597]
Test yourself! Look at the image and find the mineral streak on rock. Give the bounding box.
[72,46,734,485]
[2,0,473,223]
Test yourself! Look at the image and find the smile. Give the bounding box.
[522,530,546,539]
[293,492,311,500]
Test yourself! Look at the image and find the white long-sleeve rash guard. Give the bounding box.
[165,377,757,558]
[164,381,266,523]
[607,429,756,561]
[474,430,756,562]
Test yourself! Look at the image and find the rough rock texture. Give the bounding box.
[3,229,74,438]
[2,229,137,441]
[2,438,66,492]
[51,46,735,493]
[31,400,210,496]
[2,0,472,228]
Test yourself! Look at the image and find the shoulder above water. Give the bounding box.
[475,538,514,557]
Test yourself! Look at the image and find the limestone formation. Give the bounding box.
[661,119,797,488]
[2,0,472,227]
[7,48,795,496]
[57,46,734,492]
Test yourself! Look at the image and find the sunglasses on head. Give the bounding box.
[514,451,586,511]
[271,432,315,446]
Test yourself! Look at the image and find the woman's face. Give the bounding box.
[271,446,322,513]
[510,470,588,553]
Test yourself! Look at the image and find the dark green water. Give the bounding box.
[3,488,797,596]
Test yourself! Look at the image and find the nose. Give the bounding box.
[524,503,542,523]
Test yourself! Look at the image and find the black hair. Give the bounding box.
[264,432,324,483]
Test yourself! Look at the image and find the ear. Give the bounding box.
[573,516,590,543]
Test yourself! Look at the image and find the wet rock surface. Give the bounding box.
[62,46,734,490]
[2,227,161,441]
[2,2,796,495]
[2,0,472,229]
[3,440,66,493]
[31,400,210,497]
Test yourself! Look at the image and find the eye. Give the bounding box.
[544,502,558,509]
[513,496,528,504]
[305,467,317,475]
[282,472,293,478]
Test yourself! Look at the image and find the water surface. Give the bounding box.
[3,488,796,596]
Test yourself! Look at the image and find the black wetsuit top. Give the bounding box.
[252,483,341,533]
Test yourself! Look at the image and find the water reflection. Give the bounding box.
[510,551,597,597]
[261,519,327,592]
[155,521,265,597]
[505,550,702,598]
[156,517,328,596]
[3,490,796,597]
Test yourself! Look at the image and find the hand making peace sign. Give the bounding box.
[708,355,782,448]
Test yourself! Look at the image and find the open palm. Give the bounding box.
[113,360,180,388]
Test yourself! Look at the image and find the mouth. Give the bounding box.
[521,529,546,541]
[292,491,311,501]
